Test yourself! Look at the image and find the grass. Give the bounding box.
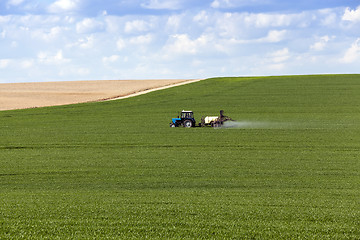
[0,75,359,239]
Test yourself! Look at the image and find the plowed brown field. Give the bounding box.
[0,79,199,111]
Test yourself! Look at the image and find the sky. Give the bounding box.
[0,0,360,83]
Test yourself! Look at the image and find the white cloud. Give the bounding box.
[77,68,90,76]
[310,36,331,51]
[0,59,11,69]
[116,38,126,50]
[104,16,125,33]
[166,14,183,31]
[319,9,337,26]
[16,15,62,27]
[7,0,25,7]
[164,34,209,55]
[103,55,120,65]
[64,16,75,24]
[244,12,300,28]
[259,30,287,43]
[215,12,243,38]
[266,63,286,71]
[0,16,11,24]
[31,26,62,41]
[58,66,90,77]
[211,0,268,9]
[342,6,360,22]
[1,30,6,39]
[129,34,153,45]
[66,36,94,49]
[211,0,237,9]
[11,41,18,48]
[165,34,197,54]
[210,0,221,8]
[193,11,210,25]
[37,50,70,64]
[141,0,182,10]
[77,36,94,49]
[222,29,286,44]
[48,0,79,13]
[211,11,307,40]
[21,59,34,68]
[250,48,291,74]
[124,20,151,33]
[76,18,104,34]
[341,38,360,63]
[269,48,290,63]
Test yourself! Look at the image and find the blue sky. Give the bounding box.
[0,0,360,82]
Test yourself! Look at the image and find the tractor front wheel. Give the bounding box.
[170,123,176,127]
[183,120,193,128]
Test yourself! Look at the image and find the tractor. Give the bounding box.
[170,110,233,128]
[170,110,196,128]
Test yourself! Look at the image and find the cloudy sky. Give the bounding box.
[0,0,360,82]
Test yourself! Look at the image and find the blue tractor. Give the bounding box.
[170,110,196,128]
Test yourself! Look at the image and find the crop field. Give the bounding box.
[1,75,359,239]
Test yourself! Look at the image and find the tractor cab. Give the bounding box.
[170,110,196,128]
[181,111,194,119]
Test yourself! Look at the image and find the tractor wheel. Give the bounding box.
[183,120,193,128]
[170,123,176,127]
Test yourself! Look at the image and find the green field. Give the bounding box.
[1,75,359,239]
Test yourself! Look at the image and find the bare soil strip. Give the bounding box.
[0,79,202,111]
[104,78,203,101]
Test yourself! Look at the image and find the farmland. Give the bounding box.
[0,75,359,239]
